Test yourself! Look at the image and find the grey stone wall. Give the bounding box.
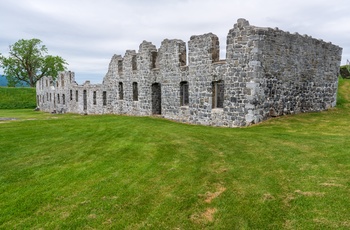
[36,18,342,127]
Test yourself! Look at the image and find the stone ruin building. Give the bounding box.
[36,18,342,127]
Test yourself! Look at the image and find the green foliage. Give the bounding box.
[340,65,350,79]
[0,39,67,87]
[0,87,36,109]
[337,77,347,108]
[0,80,349,229]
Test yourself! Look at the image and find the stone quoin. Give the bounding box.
[36,19,342,127]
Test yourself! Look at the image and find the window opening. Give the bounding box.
[103,91,107,106]
[211,37,220,63]
[151,51,157,69]
[133,82,138,101]
[179,51,186,66]
[118,60,123,74]
[212,80,224,108]
[151,83,161,114]
[83,90,87,110]
[180,81,189,106]
[118,82,123,100]
[93,91,96,105]
[132,55,137,70]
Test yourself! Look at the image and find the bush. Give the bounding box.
[0,87,36,109]
[340,65,350,79]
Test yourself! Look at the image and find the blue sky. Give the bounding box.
[1,0,349,84]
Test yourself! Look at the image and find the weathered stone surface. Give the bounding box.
[36,18,342,127]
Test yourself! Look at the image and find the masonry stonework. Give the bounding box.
[36,19,342,127]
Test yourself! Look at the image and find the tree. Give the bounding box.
[0,38,67,87]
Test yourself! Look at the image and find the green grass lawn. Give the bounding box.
[0,80,349,229]
[0,87,36,109]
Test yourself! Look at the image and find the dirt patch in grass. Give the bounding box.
[190,208,217,224]
[294,190,325,197]
[283,193,296,207]
[314,218,350,228]
[283,219,296,230]
[88,214,97,219]
[60,212,70,219]
[283,190,325,207]
[262,193,276,202]
[103,218,113,225]
[0,117,19,123]
[202,186,226,204]
[320,183,344,187]
[203,208,217,222]
[215,167,228,174]
[0,117,18,120]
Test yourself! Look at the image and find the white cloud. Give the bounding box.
[1,0,349,84]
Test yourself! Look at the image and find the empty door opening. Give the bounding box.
[152,83,161,115]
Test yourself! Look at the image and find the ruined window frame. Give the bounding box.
[103,91,107,106]
[180,81,189,106]
[118,82,124,100]
[151,51,157,69]
[76,90,78,102]
[132,55,137,71]
[133,82,138,101]
[93,91,97,105]
[118,60,123,74]
[83,90,87,110]
[212,80,224,109]
[179,51,187,66]
[151,83,161,115]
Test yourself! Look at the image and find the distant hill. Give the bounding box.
[0,75,7,86]
[0,75,30,87]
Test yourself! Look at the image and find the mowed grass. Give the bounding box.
[0,87,36,109]
[0,80,349,229]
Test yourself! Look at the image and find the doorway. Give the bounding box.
[152,83,161,115]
